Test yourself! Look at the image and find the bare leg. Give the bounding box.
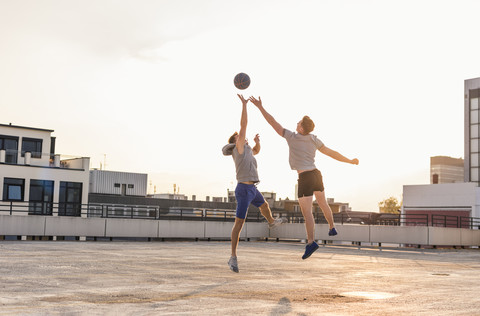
[314,190,335,229]
[298,196,315,244]
[258,202,275,224]
[231,217,245,257]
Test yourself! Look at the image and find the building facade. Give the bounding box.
[89,169,147,197]
[0,124,89,217]
[465,77,480,184]
[430,156,464,184]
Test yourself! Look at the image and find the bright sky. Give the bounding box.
[1,0,478,211]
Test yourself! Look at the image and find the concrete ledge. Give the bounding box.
[105,218,158,238]
[324,224,370,242]
[45,217,105,237]
[460,228,480,246]
[244,222,268,238]
[2,214,480,247]
[428,227,462,246]
[370,226,428,245]
[269,223,305,240]
[158,220,204,238]
[0,215,45,236]
[205,221,245,239]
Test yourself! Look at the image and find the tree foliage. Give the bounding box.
[378,197,401,214]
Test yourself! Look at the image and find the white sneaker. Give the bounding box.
[228,256,239,273]
[268,217,288,228]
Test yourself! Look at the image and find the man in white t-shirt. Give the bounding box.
[249,96,359,260]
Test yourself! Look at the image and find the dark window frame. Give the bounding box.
[59,181,83,217]
[21,137,43,159]
[2,177,25,201]
[0,134,19,164]
[28,179,54,215]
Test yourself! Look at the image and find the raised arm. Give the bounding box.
[236,94,248,154]
[249,96,284,137]
[319,146,359,165]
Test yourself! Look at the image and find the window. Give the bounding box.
[114,183,120,188]
[29,180,54,215]
[3,178,25,201]
[21,138,43,158]
[128,184,134,189]
[59,182,82,216]
[0,135,19,164]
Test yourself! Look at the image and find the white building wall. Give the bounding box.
[403,182,480,218]
[89,170,147,196]
[0,160,90,206]
[0,125,52,167]
[1,124,90,217]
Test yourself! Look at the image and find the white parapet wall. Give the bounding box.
[244,222,269,239]
[1,215,480,247]
[269,223,306,240]
[204,221,246,239]
[321,224,370,242]
[370,226,429,245]
[0,215,45,236]
[461,228,480,246]
[158,220,205,238]
[428,227,462,246]
[45,217,105,237]
[105,218,158,238]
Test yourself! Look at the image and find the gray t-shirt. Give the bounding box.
[282,128,324,170]
[222,143,260,183]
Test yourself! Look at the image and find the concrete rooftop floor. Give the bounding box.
[0,240,479,315]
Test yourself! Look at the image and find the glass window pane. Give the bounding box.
[471,154,479,167]
[8,186,22,200]
[29,186,43,201]
[471,124,479,137]
[471,139,479,153]
[472,110,479,124]
[471,168,479,181]
[471,98,479,110]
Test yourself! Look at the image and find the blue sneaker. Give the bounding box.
[329,227,338,236]
[302,241,319,260]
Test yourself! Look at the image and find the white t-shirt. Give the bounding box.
[282,128,324,170]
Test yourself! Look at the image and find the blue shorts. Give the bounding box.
[235,183,265,219]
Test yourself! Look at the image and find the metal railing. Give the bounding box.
[1,201,480,229]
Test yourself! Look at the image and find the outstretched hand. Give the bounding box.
[254,133,260,144]
[237,94,248,106]
[351,158,359,165]
[248,96,262,107]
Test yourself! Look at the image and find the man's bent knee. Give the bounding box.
[259,201,270,210]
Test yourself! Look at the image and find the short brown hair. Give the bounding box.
[301,116,315,134]
[228,132,238,144]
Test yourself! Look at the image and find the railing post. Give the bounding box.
[10,201,13,215]
[131,206,134,219]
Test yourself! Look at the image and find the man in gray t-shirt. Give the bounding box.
[250,96,359,260]
[222,94,287,273]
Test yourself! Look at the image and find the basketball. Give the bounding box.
[234,73,250,90]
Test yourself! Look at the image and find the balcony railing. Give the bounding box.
[1,201,480,229]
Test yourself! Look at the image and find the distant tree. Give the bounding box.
[378,197,401,214]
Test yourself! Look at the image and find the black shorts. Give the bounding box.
[297,169,324,197]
